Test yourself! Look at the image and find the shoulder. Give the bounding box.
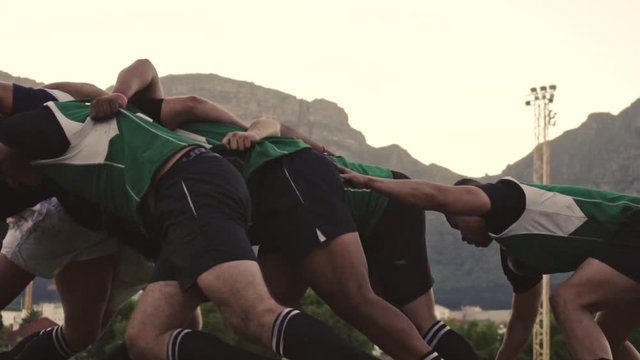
[480,177,526,234]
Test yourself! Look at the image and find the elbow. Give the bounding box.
[166,95,208,129]
[181,95,208,116]
[133,58,154,69]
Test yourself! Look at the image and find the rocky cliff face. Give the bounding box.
[160,74,462,184]
[499,100,640,194]
[0,71,42,87]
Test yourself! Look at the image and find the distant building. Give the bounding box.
[434,304,450,320]
[448,305,511,324]
[1,310,23,330]
[34,303,65,325]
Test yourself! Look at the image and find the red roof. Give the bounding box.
[5,317,59,345]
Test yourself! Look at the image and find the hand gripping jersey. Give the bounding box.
[33,101,203,224]
[329,156,393,237]
[176,121,310,177]
[493,177,640,273]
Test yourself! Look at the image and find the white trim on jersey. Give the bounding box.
[490,178,587,239]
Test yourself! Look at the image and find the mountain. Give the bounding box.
[0,71,42,87]
[159,74,463,185]
[2,70,639,309]
[497,103,640,194]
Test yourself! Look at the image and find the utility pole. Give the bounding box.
[23,282,34,315]
[525,84,557,360]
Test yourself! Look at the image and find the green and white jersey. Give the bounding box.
[175,122,309,178]
[489,177,640,273]
[329,156,393,237]
[33,101,202,223]
[171,123,395,237]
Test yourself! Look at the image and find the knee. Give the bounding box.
[550,284,584,318]
[125,323,154,360]
[223,302,279,343]
[324,284,377,318]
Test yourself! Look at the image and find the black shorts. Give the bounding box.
[363,171,434,307]
[0,85,68,219]
[151,149,256,291]
[249,149,357,260]
[591,214,640,284]
[11,84,59,115]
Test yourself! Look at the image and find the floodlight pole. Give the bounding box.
[525,85,557,360]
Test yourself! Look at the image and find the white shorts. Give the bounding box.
[2,198,118,278]
[2,199,153,311]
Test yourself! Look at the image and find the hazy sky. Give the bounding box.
[3,0,639,176]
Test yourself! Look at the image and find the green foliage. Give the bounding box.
[20,310,42,326]
[81,300,135,359]
[299,290,373,353]
[199,290,373,356]
[449,319,503,360]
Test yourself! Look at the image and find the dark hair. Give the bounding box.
[453,178,483,187]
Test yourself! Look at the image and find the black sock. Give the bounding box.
[14,326,75,360]
[0,331,41,359]
[167,329,273,360]
[101,342,131,360]
[424,320,479,359]
[271,308,378,360]
[421,349,444,360]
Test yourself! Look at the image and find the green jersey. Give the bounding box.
[329,156,393,237]
[33,101,202,223]
[489,177,640,273]
[176,122,309,177]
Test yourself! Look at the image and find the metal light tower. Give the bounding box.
[23,282,34,314]
[525,84,557,360]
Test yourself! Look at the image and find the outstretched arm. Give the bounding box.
[339,166,491,215]
[280,124,333,154]
[496,284,542,360]
[90,59,248,129]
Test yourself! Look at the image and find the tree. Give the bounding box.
[81,300,135,359]
[20,310,42,326]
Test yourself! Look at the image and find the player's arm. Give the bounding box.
[340,167,491,215]
[495,249,543,359]
[43,82,108,99]
[159,95,247,130]
[160,97,280,150]
[279,124,334,154]
[90,58,163,120]
[496,283,542,360]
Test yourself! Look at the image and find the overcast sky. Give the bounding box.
[3,0,639,176]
